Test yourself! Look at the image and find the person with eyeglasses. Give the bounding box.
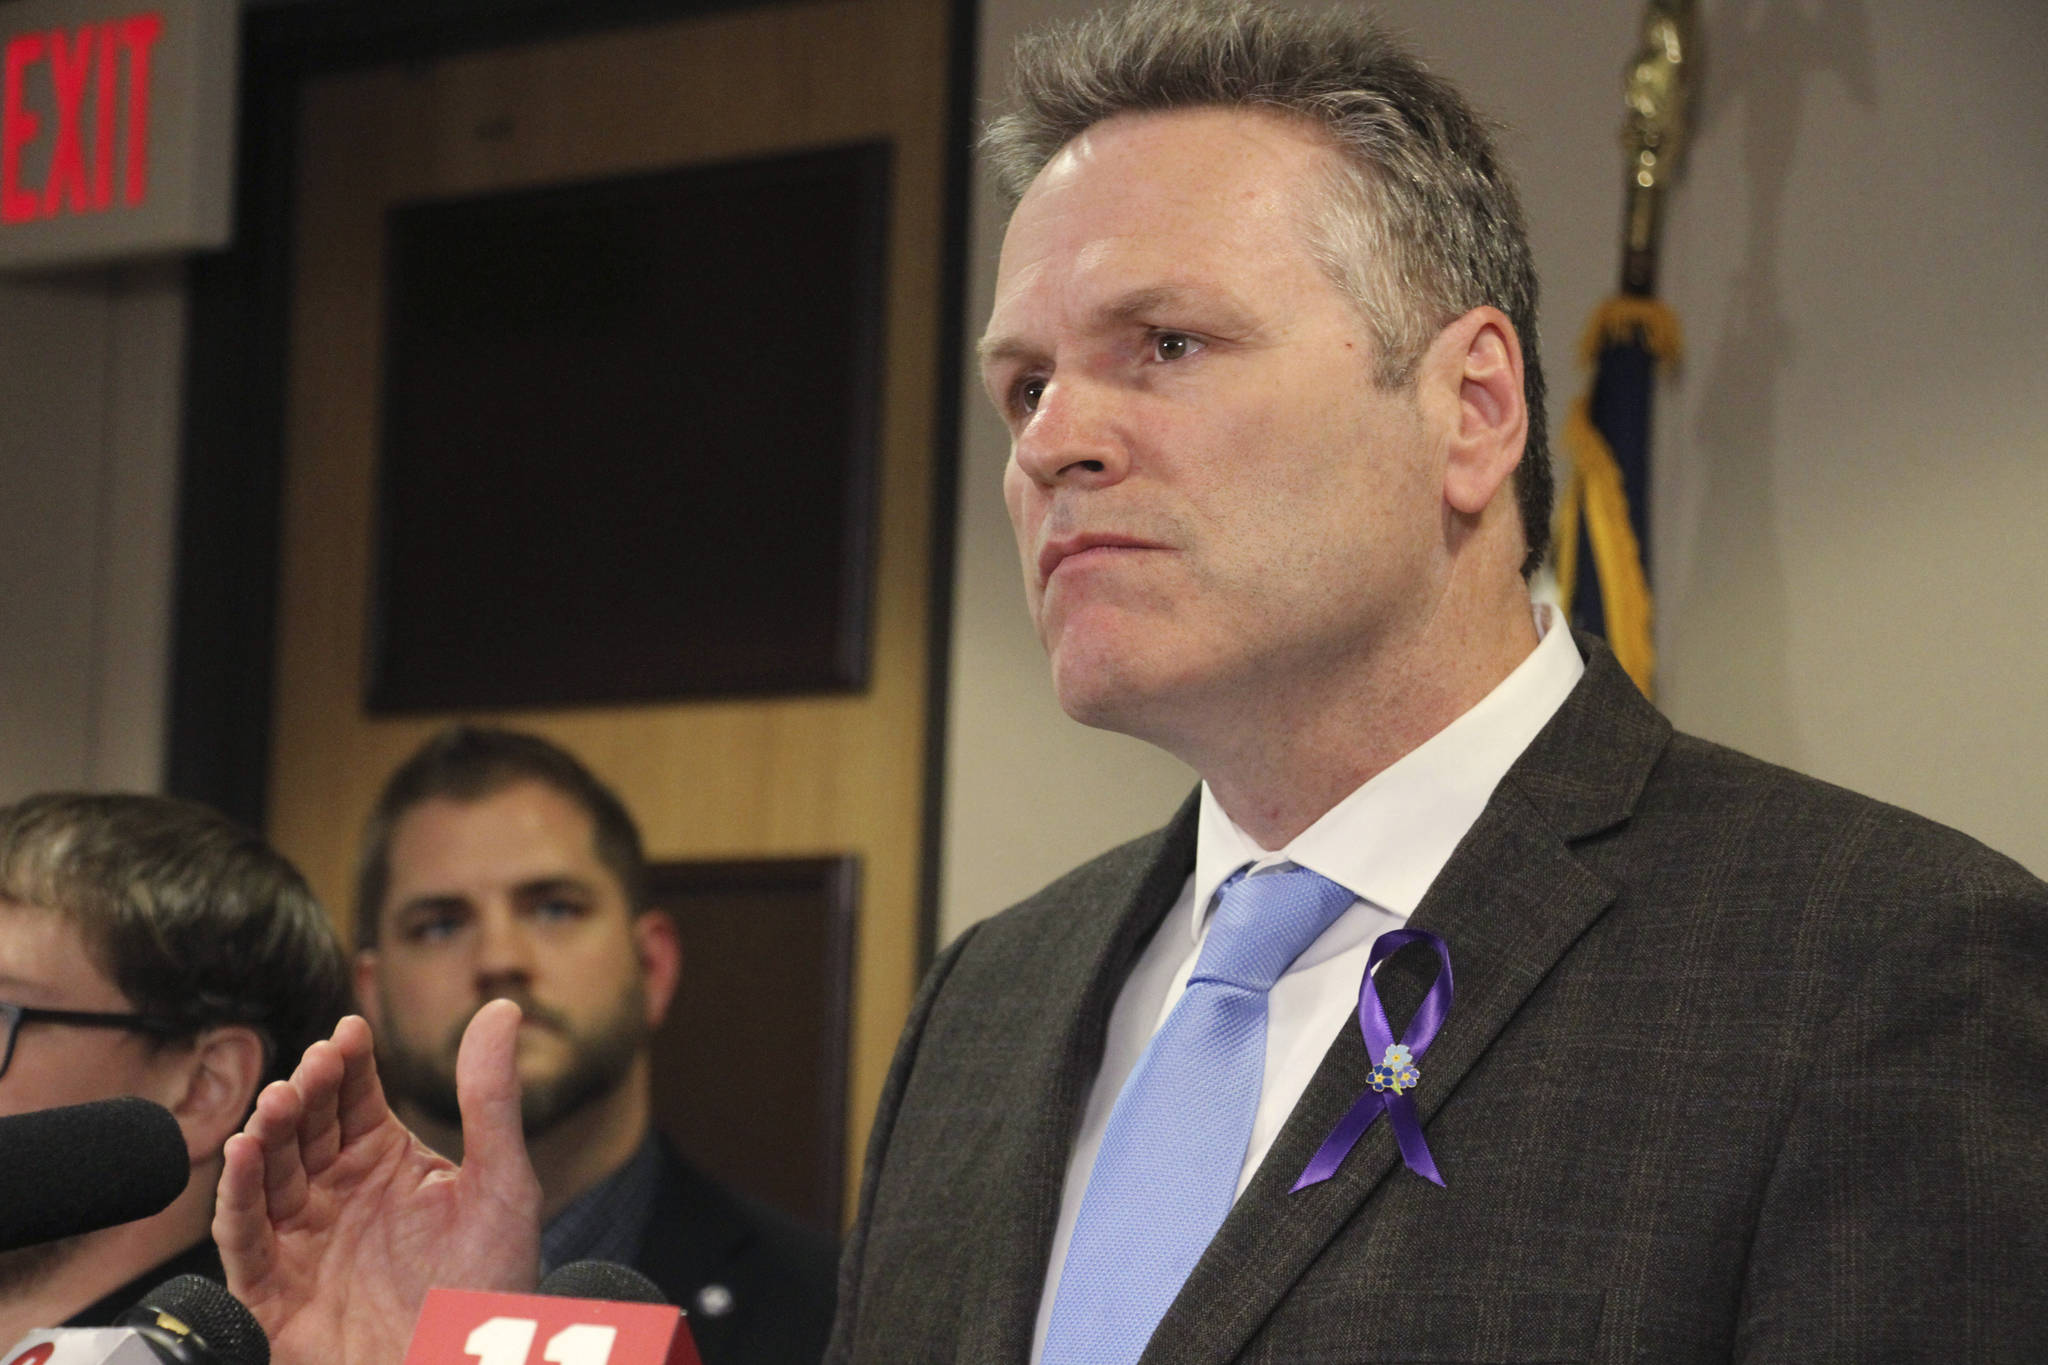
[0,793,350,1344]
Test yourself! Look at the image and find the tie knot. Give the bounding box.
[1190,866,1355,993]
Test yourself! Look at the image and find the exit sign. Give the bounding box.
[0,0,235,269]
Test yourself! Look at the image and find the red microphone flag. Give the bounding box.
[403,1289,702,1365]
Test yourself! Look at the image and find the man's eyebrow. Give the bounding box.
[978,284,1253,368]
[393,892,469,918]
[1098,284,1208,325]
[514,876,595,899]
[975,332,1041,370]
[0,974,61,1006]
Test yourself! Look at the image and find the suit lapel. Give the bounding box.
[1140,645,1672,1364]
[634,1137,749,1300]
[958,791,1204,1362]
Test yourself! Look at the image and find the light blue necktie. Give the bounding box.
[1041,866,1356,1365]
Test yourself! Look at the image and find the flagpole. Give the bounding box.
[1620,0,1697,297]
[1554,0,1696,696]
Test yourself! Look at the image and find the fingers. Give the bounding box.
[213,1130,276,1293]
[455,998,541,1217]
[288,1034,350,1182]
[247,1078,313,1220]
[227,1015,367,1228]
[329,1014,393,1147]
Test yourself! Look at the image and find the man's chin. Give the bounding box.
[0,1236,78,1297]
[511,1024,571,1066]
[1048,639,1189,741]
[511,1063,577,1111]
[517,1067,629,1138]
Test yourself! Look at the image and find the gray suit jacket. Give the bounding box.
[830,643,2048,1362]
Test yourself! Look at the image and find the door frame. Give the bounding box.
[170,0,976,975]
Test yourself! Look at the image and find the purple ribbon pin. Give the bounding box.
[1293,926,1454,1190]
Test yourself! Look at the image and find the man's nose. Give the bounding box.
[473,911,536,988]
[1010,377,1131,490]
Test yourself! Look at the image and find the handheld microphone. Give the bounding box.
[0,1098,189,1252]
[2,1272,268,1365]
[537,1262,667,1306]
[116,1274,269,1365]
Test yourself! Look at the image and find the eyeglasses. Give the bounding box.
[0,1000,191,1082]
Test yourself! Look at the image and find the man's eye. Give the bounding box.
[1016,377,1047,413]
[534,896,588,923]
[1151,332,1199,362]
[403,911,464,944]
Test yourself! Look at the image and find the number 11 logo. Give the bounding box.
[465,1318,620,1365]
[406,1288,701,1365]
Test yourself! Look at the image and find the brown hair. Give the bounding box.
[0,792,351,1087]
[354,726,647,949]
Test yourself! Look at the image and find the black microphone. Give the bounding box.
[2,1273,268,1365]
[538,1261,669,1305]
[116,1275,269,1365]
[0,1098,189,1252]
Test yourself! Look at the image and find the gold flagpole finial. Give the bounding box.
[1620,0,1697,295]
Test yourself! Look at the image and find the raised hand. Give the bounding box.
[214,1000,542,1365]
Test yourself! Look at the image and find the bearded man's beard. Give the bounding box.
[375,983,648,1138]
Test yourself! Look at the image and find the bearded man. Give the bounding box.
[352,726,835,1365]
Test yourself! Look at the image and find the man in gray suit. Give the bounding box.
[214,3,2046,1362]
[822,6,2046,1360]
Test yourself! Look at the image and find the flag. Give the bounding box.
[1553,295,1681,696]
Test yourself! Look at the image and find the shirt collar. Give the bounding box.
[1190,605,1585,937]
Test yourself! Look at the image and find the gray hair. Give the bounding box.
[984,0,1552,576]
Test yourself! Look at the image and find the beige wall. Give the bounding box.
[0,263,184,801]
[1649,1,2048,878]
[939,0,2048,940]
[1,1,2041,925]
[937,0,1201,948]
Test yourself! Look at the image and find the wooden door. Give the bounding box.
[265,0,951,1223]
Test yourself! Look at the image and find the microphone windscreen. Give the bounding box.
[120,1275,271,1365]
[537,1260,670,1305]
[0,1097,189,1252]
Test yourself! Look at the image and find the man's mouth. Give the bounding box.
[1037,532,1167,586]
[454,993,571,1047]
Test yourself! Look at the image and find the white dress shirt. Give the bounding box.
[1030,609,1586,1361]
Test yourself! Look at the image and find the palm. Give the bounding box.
[217,1005,541,1365]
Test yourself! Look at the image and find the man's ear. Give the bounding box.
[634,909,683,1029]
[354,949,385,1032]
[168,1024,267,1164]
[1428,304,1528,517]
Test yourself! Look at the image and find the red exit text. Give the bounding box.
[2,12,164,225]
